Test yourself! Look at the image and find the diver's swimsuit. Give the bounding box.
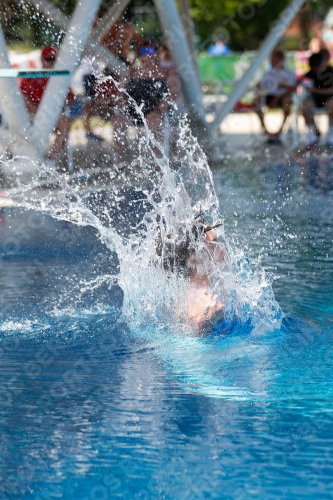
[125,77,168,125]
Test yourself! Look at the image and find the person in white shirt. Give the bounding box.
[256,50,296,144]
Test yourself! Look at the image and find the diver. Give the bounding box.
[156,216,230,335]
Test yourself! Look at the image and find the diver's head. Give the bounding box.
[156,218,221,275]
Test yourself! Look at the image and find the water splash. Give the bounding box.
[3,91,281,333]
[1,79,283,397]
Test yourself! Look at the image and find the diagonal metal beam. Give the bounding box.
[0,23,40,168]
[27,0,128,76]
[92,0,132,43]
[211,0,306,135]
[153,0,206,126]
[179,0,200,77]
[31,0,102,156]
[86,0,133,74]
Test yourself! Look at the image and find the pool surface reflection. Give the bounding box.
[1,159,333,499]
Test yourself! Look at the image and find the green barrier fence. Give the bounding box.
[197,52,296,91]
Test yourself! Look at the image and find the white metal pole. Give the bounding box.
[153,0,206,125]
[179,0,200,77]
[92,0,132,42]
[87,0,134,76]
[211,0,306,135]
[31,0,101,157]
[83,38,127,76]
[27,0,128,76]
[293,91,299,148]
[0,24,40,167]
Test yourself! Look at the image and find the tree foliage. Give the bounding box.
[190,0,289,50]
[1,0,333,50]
[190,0,333,50]
[0,0,67,47]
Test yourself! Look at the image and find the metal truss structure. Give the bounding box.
[0,0,305,173]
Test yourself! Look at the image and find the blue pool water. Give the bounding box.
[1,159,333,499]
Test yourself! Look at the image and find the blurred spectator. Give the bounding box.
[80,55,101,99]
[207,35,231,56]
[300,51,333,148]
[308,22,326,53]
[82,67,121,141]
[256,50,296,144]
[113,39,174,165]
[100,21,143,65]
[323,25,333,52]
[19,46,74,159]
[319,47,331,66]
[159,42,185,115]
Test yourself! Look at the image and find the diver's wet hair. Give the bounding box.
[156,224,199,274]
[156,216,222,274]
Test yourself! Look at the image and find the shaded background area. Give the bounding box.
[2,0,333,51]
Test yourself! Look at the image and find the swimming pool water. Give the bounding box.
[1,161,333,499]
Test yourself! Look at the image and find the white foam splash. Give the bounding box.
[3,78,282,338]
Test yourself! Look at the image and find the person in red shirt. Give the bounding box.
[19,46,74,159]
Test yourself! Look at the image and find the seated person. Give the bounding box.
[19,46,74,159]
[112,39,171,165]
[300,50,333,148]
[256,50,296,144]
[82,67,121,142]
[156,218,229,335]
